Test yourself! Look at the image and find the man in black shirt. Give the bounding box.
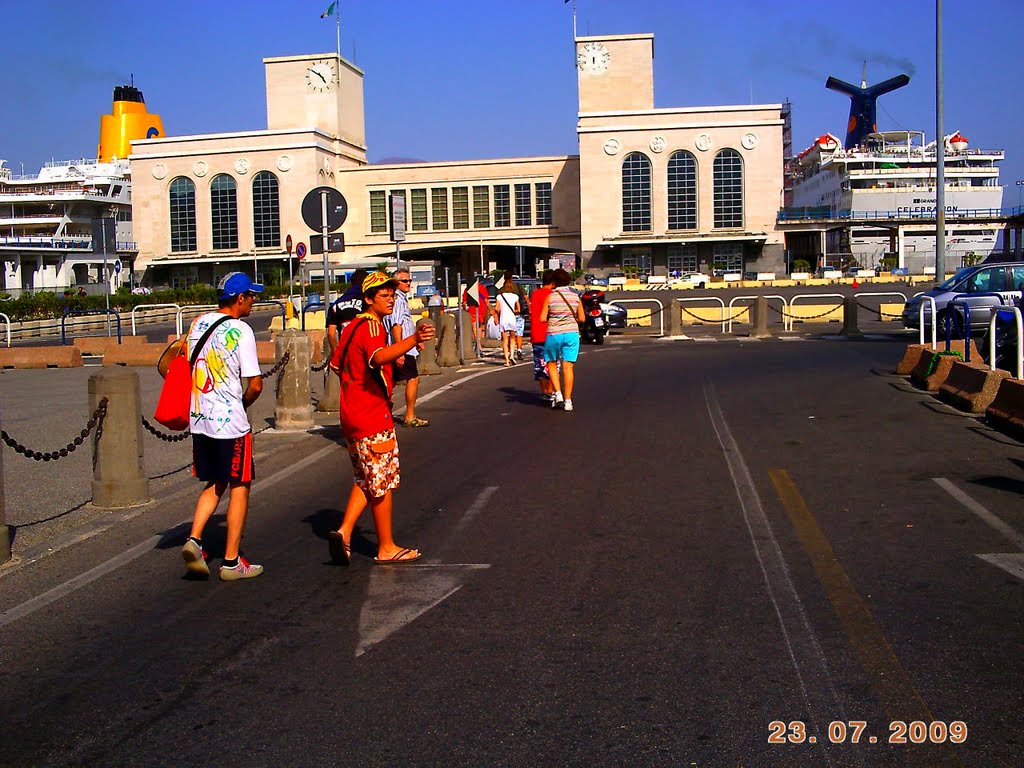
[326,268,368,354]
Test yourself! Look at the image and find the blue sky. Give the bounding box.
[2,0,1022,202]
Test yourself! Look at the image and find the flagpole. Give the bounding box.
[336,2,341,60]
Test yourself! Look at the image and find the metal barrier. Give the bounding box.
[0,312,9,347]
[61,309,122,346]
[609,298,665,337]
[789,293,845,326]
[254,299,287,329]
[130,303,182,337]
[676,296,727,333]
[989,307,1023,380]
[945,300,974,361]
[727,295,790,333]
[301,299,325,331]
[917,296,937,348]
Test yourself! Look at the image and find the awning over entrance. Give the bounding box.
[597,232,768,247]
[147,252,289,266]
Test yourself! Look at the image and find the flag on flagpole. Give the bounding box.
[320,1,336,19]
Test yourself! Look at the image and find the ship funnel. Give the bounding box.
[97,84,165,162]
[825,72,911,149]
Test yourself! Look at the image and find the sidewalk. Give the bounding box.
[0,348,512,565]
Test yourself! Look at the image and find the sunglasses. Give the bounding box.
[397,279,412,284]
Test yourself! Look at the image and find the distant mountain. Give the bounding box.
[374,156,427,165]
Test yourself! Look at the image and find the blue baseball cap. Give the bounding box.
[217,272,264,299]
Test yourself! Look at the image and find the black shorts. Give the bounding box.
[394,354,419,382]
[192,433,255,484]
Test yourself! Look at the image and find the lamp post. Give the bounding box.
[1016,179,1023,212]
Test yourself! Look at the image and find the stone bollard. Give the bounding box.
[0,406,8,564]
[417,317,441,375]
[459,310,479,361]
[750,296,773,339]
[840,295,862,337]
[275,329,315,430]
[317,337,340,412]
[436,312,459,367]
[669,298,683,336]
[90,369,150,508]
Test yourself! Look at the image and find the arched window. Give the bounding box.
[667,150,697,230]
[622,152,652,232]
[169,177,197,253]
[713,149,743,228]
[252,171,280,248]
[211,174,238,250]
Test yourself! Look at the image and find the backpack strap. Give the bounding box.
[189,315,232,367]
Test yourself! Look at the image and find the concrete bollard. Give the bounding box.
[840,295,862,337]
[750,296,773,339]
[89,369,150,508]
[417,317,441,375]
[459,310,479,361]
[669,298,683,336]
[0,407,8,564]
[274,330,315,430]
[317,337,340,412]
[436,312,459,367]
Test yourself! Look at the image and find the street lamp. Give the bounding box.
[1016,179,1023,212]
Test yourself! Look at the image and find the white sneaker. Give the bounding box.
[551,392,564,409]
[563,399,574,412]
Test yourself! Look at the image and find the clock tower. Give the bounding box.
[263,53,366,162]
[576,34,654,113]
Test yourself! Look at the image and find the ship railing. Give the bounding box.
[778,207,1012,222]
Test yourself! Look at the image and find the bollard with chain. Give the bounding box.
[317,336,340,413]
[459,310,478,361]
[669,298,683,337]
[0,405,8,564]
[90,369,150,508]
[841,295,862,337]
[274,330,314,430]
[750,296,773,339]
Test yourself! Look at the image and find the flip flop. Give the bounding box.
[404,416,430,427]
[374,547,422,564]
[328,531,350,566]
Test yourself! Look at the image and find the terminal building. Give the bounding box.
[128,33,789,289]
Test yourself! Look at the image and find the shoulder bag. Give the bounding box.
[153,315,231,431]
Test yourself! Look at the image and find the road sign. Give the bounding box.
[310,233,345,254]
[113,259,122,274]
[295,242,307,261]
[389,192,406,243]
[91,217,116,255]
[285,234,293,253]
[301,186,348,232]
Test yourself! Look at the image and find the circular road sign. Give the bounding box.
[295,242,307,261]
[113,259,122,274]
[301,186,348,232]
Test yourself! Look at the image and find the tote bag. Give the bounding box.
[153,315,230,431]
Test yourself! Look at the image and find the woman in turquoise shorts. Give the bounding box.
[538,268,585,411]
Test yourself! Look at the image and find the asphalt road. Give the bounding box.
[1,335,1022,767]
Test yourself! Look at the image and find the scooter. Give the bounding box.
[580,289,608,344]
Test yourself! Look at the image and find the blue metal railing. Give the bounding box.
[778,205,1024,223]
[61,308,122,346]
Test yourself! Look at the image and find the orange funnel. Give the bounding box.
[98,85,164,161]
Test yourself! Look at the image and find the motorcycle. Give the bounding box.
[580,289,608,344]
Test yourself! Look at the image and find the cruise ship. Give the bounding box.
[0,85,164,296]
[787,73,1004,274]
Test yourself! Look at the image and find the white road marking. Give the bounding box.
[933,478,1024,550]
[0,442,340,630]
[704,379,850,768]
[976,553,1024,582]
[445,486,499,550]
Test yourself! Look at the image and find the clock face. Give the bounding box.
[306,61,336,92]
[577,42,610,74]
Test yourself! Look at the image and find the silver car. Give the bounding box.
[902,262,1024,335]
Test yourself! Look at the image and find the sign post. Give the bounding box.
[389,191,406,269]
[285,234,294,299]
[301,186,348,302]
[295,242,307,300]
[91,217,116,337]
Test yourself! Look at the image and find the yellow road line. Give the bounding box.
[769,468,966,768]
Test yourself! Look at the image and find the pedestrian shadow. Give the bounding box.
[497,385,549,407]
[969,474,1024,497]
[154,516,229,581]
[302,507,378,562]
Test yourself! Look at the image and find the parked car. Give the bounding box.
[902,262,1024,335]
[676,272,710,286]
[603,301,627,329]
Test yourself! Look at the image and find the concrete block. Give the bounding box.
[938,361,1011,413]
[878,303,904,322]
[896,344,930,376]
[103,343,166,367]
[986,379,1024,442]
[74,336,148,355]
[257,340,276,364]
[0,346,83,369]
[910,340,981,391]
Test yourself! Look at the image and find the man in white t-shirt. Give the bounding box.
[180,272,265,581]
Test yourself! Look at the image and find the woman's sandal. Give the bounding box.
[328,531,351,566]
[374,547,422,564]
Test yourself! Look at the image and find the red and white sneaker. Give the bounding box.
[219,556,264,581]
[181,539,210,577]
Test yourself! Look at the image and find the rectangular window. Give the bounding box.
[712,243,744,273]
[473,186,490,228]
[667,244,699,275]
[452,186,469,229]
[431,188,449,230]
[411,188,427,231]
[494,185,511,227]
[535,182,552,225]
[370,190,387,233]
[514,183,531,226]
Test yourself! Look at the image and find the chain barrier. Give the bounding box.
[263,350,291,377]
[679,304,749,323]
[770,304,843,322]
[310,355,330,372]
[855,300,905,318]
[140,415,191,442]
[1,397,108,462]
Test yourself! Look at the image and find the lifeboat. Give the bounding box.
[949,131,969,152]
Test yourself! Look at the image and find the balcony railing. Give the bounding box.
[778,206,1023,222]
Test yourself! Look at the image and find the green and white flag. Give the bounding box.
[320,2,336,19]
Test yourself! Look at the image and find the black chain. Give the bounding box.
[263,350,291,377]
[311,355,330,372]
[855,300,905,318]
[1,397,108,462]
[679,304,749,322]
[771,303,843,321]
[140,415,191,442]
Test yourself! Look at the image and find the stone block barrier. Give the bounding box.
[897,344,930,376]
[104,343,167,367]
[937,361,1011,414]
[986,379,1024,442]
[0,346,83,369]
[910,340,980,392]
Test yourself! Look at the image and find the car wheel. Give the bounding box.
[937,310,964,340]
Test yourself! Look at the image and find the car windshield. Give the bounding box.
[937,267,978,291]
